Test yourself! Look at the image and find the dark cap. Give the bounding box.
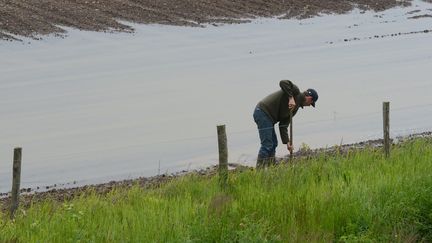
[306,88,318,107]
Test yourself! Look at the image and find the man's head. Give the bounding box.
[303,88,318,107]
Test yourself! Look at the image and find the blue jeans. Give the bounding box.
[253,107,277,159]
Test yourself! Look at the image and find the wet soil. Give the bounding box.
[408,13,432,18]
[0,0,417,42]
[1,131,431,212]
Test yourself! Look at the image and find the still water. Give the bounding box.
[1,0,431,192]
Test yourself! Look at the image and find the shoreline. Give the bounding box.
[1,131,431,211]
[0,0,417,42]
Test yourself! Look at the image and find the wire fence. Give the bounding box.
[1,102,432,195]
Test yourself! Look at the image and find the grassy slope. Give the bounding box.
[1,138,431,242]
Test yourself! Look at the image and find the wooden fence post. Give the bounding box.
[383,102,390,158]
[10,147,22,219]
[217,125,228,188]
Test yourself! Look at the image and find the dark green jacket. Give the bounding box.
[257,80,305,144]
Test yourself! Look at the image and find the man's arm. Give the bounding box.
[279,80,300,98]
[279,118,290,145]
[279,119,294,153]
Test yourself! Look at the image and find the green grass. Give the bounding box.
[1,138,431,242]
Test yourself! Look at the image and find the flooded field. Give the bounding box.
[1,0,431,192]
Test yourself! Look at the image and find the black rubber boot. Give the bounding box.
[268,156,276,166]
[268,152,276,166]
[256,156,266,169]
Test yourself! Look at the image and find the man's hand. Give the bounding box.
[288,97,296,110]
[287,144,293,154]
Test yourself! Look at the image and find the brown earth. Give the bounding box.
[0,0,418,42]
[408,13,432,18]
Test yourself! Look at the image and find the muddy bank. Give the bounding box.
[289,131,432,159]
[0,163,244,212]
[1,131,431,212]
[0,0,417,42]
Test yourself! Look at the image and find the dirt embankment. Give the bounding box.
[0,0,414,41]
[1,131,431,213]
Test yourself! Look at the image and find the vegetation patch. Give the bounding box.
[0,137,431,242]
